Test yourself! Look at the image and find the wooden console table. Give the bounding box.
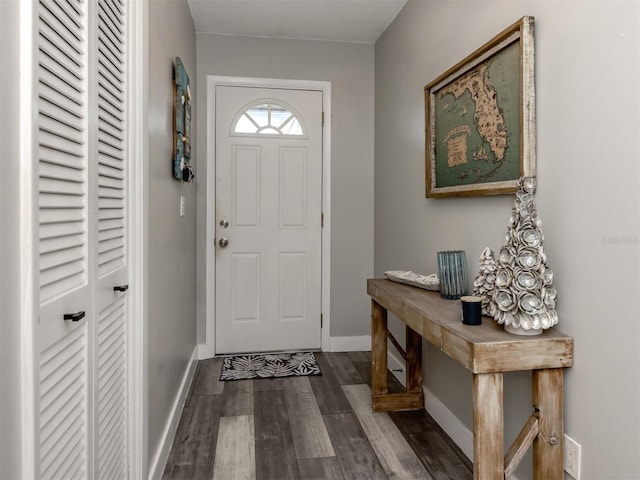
[367,278,573,480]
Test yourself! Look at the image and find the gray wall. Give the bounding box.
[148,0,198,467]
[1,0,26,477]
[195,35,375,342]
[375,1,639,478]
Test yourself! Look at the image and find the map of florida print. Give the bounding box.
[440,64,507,165]
[433,41,520,187]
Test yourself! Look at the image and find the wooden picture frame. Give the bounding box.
[173,57,193,181]
[425,16,536,197]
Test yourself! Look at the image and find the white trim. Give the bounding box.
[197,342,213,360]
[422,386,474,463]
[202,76,331,359]
[388,347,524,478]
[329,335,371,352]
[127,0,149,478]
[19,0,39,476]
[387,347,407,385]
[387,349,475,463]
[147,348,198,480]
[320,84,332,354]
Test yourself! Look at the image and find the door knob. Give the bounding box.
[64,311,86,322]
[113,284,129,292]
[219,219,229,228]
[219,237,229,248]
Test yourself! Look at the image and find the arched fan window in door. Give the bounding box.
[232,100,306,137]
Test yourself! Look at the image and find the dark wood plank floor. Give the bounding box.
[163,351,472,480]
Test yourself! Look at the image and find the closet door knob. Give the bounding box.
[113,284,129,292]
[64,311,86,322]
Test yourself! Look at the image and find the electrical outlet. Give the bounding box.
[564,434,581,479]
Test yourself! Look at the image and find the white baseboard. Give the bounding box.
[422,386,474,462]
[388,350,523,478]
[197,342,215,360]
[329,335,371,352]
[197,333,365,358]
[147,347,198,480]
[387,350,474,462]
[387,348,407,385]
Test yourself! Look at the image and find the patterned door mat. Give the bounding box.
[219,351,321,381]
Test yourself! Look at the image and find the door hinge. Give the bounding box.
[321,313,323,328]
[322,111,325,126]
[321,212,324,227]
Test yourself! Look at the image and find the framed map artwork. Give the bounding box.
[425,16,536,197]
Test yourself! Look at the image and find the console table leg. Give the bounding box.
[406,326,422,394]
[371,299,388,398]
[533,368,564,480]
[473,372,504,480]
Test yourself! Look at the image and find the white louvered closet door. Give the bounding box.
[93,0,129,478]
[37,0,129,478]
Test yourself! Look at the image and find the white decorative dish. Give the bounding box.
[384,271,440,291]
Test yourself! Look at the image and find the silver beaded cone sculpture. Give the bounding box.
[473,247,497,316]
[492,177,558,335]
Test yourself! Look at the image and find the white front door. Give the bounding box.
[215,86,323,354]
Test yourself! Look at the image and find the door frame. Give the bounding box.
[127,0,149,477]
[202,76,331,358]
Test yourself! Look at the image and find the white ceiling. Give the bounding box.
[186,0,408,44]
